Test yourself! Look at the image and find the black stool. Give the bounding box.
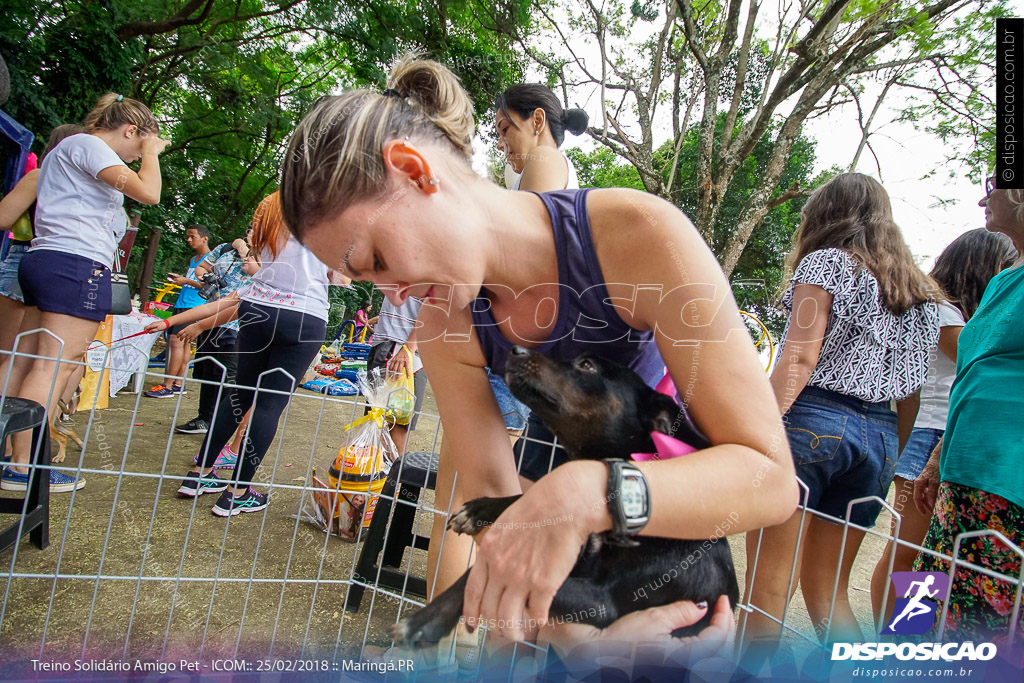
[347,450,439,612]
[0,397,50,552]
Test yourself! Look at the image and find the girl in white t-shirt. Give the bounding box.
[168,192,330,517]
[0,93,168,494]
[869,227,1018,627]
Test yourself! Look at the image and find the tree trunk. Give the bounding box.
[138,227,162,305]
[719,122,802,276]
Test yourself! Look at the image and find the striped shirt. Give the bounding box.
[374,297,423,345]
[778,248,939,403]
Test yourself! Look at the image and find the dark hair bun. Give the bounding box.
[564,108,589,136]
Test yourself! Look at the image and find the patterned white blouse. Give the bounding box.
[778,248,940,403]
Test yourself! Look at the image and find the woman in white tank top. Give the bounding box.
[495,84,585,192]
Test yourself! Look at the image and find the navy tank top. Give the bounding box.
[471,189,665,387]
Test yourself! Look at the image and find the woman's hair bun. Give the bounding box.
[563,108,589,136]
[389,55,475,160]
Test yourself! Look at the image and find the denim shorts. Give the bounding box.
[488,367,530,431]
[18,248,111,322]
[894,427,943,481]
[784,385,899,528]
[0,242,29,302]
[168,307,193,335]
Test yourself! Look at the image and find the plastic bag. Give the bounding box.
[300,376,358,396]
[385,360,416,426]
[296,369,398,540]
[11,212,33,241]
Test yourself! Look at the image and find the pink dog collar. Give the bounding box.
[630,373,698,461]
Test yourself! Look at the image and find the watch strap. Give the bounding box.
[604,459,649,547]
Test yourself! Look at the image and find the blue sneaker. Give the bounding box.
[1,466,85,493]
[211,487,269,517]
[176,470,228,497]
[144,384,175,398]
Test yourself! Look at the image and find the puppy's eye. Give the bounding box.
[575,358,597,373]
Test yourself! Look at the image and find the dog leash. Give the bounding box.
[109,329,160,345]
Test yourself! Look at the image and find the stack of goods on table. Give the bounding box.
[299,342,370,396]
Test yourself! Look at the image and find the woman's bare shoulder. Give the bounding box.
[585,188,709,272]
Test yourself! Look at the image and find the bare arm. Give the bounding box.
[0,170,38,230]
[897,321,958,451]
[769,283,831,416]
[583,190,799,537]
[166,272,204,289]
[144,294,240,332]
[95,136,169,205]
[177,306,238,343]
[194,260,214,278]
[461,190,799,638]
[896,391,921,453]
[937,324,962,363]
[417,304,521,500]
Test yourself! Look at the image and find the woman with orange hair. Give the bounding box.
[162,191,330,516]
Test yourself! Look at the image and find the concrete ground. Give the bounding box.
[0,378,893,676]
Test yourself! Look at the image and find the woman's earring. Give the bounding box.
[534,130,540,136]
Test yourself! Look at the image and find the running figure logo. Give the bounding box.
[881,572,950,635]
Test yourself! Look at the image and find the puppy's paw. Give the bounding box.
[447,504,489,536]
[390,610,455,649]
[447,495,521,536]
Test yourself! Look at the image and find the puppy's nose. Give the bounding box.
[510,345,529,357]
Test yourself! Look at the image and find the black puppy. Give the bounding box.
[390,346,739,647]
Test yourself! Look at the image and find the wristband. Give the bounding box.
[164,319,171,330]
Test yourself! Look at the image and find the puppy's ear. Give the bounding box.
[647,392,712,449]
[647,393,682,436]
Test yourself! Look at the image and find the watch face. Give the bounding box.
[621,477,646,518]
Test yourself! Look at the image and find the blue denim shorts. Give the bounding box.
[894,427,943,481]
[784,386,899,528]
[488,367,530,431]
[0,242,28,302]
[18,248,111,322]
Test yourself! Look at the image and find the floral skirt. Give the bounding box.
[913,481,1024,643]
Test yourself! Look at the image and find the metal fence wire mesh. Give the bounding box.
[0,334,1021,680]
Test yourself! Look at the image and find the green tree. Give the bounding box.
[523,0,1005,277]
[568,116,838,335]
[1,0,532,313]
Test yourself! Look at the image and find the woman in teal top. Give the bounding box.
[914,175,1024,643]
